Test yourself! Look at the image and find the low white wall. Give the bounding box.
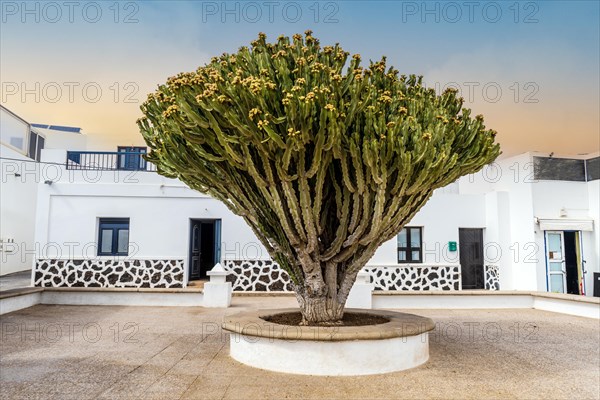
[373,293,533,310]
[40,290,203,307]
[533,296,599,319]
[0,291,42,315]
[0,288,203,315]
[230,332,430,376]
[372,292,599,319]
[1,290,597,319]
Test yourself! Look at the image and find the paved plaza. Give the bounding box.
[1,297,599,399]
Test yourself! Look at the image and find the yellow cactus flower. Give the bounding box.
[249,108,262,120]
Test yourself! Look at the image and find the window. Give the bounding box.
[98,218,130,256]
[398,227,422,263]
[67,151,81,164]
[1,106,29,153]
[28,132,37,160]
[36,136,45,161]
[117,146,147,171]
[27,131,45,161]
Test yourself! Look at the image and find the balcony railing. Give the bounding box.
[66,151,156,171]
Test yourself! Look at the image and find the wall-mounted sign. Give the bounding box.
[448,241,457,252]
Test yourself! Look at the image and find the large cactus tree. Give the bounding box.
[138,31,500,325]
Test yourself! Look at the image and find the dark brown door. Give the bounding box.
[459,228,484,289]
[189,220,217,280]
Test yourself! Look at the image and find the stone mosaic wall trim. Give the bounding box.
[363,265,461,291]
[484,265,500,290]
[223,259,293,291]
[34,259,184,288]
[223,260,462,292]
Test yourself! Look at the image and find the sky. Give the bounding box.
[1,0,599,156]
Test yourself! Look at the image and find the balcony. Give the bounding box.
[66,151,156,172]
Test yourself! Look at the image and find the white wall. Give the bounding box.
[41,149,489,271]
[499,154,537,290]
[585,179,599,296]
[38,150,490,279]
[484,191,512,290]
[39,195,264,261]
[464,153,538,290]
[34,150,269,282]
[0,117,89,275]
[531,180,597,293]
[32,150,600,294]
[1,107,38,275]
[37,128,87,151]
[0,145,39,275]
[532,181,591,219]
[369,191,486,266]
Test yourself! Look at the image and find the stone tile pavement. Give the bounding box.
[0,296,598,399]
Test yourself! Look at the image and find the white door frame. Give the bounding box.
[544,231,567,293]
[578,231,586,295]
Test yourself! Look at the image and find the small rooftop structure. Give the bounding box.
[31,124,82,134]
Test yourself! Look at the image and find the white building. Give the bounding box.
[0,105,87,275]
[28,141,599,296]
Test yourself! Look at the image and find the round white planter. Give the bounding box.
[222,308,435,376]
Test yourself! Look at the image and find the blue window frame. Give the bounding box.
[98,218,130,256]
[67,151,81,164]
[117,146,147,171]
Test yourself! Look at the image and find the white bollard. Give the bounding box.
[203,263,232,308]
[345,269,373,309]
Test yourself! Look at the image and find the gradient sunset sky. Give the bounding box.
[1,1,598,156]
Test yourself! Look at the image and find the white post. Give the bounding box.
[203,263,232,308]
[345,269,373,309]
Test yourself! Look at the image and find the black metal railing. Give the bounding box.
[66,151,156,171]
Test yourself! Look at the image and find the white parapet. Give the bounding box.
[0,289,43,315]
[230,332,430,376]
[345,269,373,309]
[203,263,232,308]
[223,309,435,376]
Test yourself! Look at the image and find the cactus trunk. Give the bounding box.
[296,292,345,326]
[293,260,355,325]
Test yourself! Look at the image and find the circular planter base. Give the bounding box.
[222,308,435,376]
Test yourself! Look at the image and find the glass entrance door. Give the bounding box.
[545,231,566,293]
